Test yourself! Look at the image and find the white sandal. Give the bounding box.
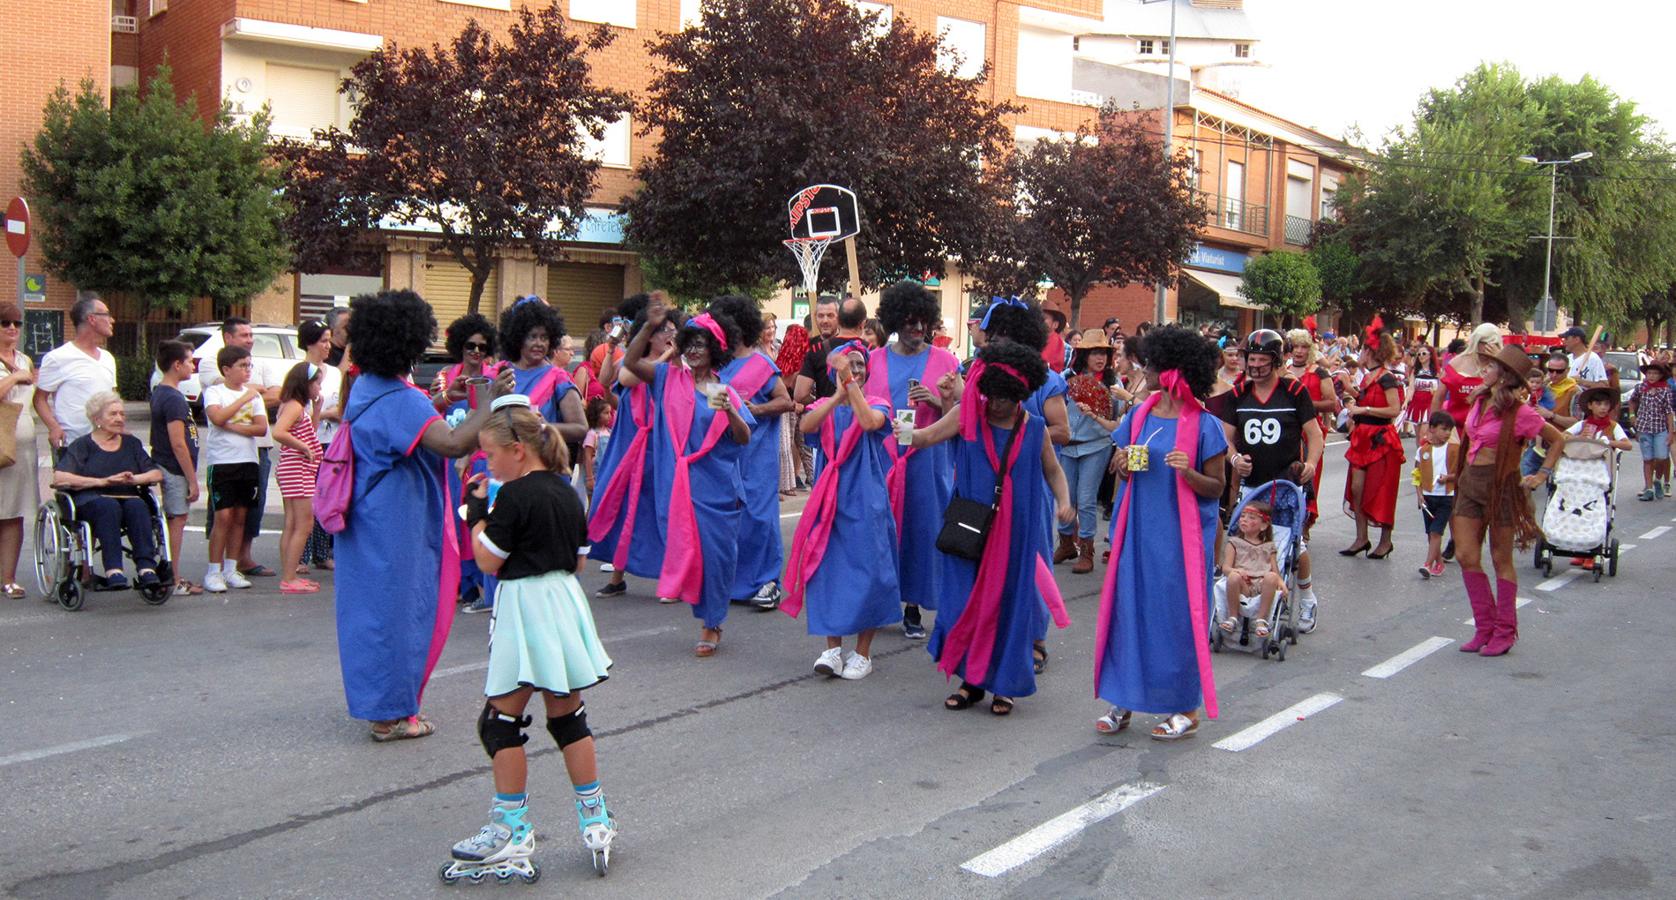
[1150,713,1199,742]
[1094,707,1132,734]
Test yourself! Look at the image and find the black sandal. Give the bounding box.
[1032,643,1049,675]
[944,682,985,711]
[990,696,1015,717]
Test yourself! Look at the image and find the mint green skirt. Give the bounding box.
[485,570,613,697]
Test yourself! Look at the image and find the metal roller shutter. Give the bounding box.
[424,257,498,348]
[545,262,624,339]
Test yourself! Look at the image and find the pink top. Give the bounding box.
[1464,400,1544,465]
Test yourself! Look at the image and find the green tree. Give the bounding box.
[1238,250,1321,327]
[1306,222,1362,311]
[20,66,289,332]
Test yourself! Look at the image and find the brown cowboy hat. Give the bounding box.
[1477,344,1534,386]
[1577,385,1618,410]
[1640,360,1672,378]
[1075,328,1113,350]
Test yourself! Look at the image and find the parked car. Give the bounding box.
[1604,351,1642,432]
[151,323,302,417]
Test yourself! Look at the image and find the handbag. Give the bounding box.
[0,354,24,469]
[936,411,1022,561]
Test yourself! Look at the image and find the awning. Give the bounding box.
[1182,268,1260,311]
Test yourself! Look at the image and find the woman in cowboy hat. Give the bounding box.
[1450,345,1568,657]
[1629,360,1675,499]
[1056,328,1121,574]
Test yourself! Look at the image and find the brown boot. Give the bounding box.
[1072,538,1095,574]
[1053,533,1078,564]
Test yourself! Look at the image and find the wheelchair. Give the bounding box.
[33,488,174,611]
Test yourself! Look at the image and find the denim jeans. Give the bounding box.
[1058,447,1113,539]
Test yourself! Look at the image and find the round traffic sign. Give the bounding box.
[4,197,28,258]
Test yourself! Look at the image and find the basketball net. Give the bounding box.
[783,236,833,297]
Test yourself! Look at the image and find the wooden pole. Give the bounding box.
[844,237,861,300]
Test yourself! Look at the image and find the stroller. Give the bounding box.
[1534,438,1621,582]
[1212,479,1308,661]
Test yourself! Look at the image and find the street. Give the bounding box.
[2,440,1673,899]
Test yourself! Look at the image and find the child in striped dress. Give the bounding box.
[273,362,324,594]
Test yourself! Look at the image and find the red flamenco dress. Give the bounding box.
[1343,367,1407,528]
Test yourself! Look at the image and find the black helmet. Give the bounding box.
[1243,329,1285,361]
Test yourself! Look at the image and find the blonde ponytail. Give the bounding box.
[482,406,570,474]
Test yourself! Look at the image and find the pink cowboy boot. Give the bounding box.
[1459,570,1494,653]
[1480,578,1519,656]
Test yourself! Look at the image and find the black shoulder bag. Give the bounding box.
[936,412,1023,561]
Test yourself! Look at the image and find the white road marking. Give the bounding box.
[432,625,678,679]
[1536,570,1584,592]
[1361,636,1454,678]
[1637,526,1670,540]
[959,781,1164,877]
[1465,596,1534,626]
[0,733,140,768]
[184,525,283,536]
[1213,693,1343,752]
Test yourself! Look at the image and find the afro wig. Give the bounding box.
[444,313,497,363]
[347,290,436,378]
[707,294,765,351]
[976,339,1048,403]
[979,299,1049,351]
[498,298,568,362]
[675,324,733,372]
[876,281,941,338]
[1137,324,1220,401]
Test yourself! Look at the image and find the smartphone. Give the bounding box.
[907,378,921,392]
[608,324,624,340]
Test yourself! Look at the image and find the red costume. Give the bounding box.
[1344,366,1407,527]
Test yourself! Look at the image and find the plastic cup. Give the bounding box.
[703,383,728,410]
[895,409,916,445]
[1127,444,1150,472]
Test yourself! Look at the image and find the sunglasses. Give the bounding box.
[464,341,490,353]
[0,320,20,328]
[1545,367,1567,374]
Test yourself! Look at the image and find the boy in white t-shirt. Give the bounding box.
[1413,410,1458,579]
[201,346,268,593]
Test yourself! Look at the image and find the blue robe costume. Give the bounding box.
[1024,370,1068,642]
[799,402,901,636]
[587,382,665,578]
[720,351,785,599]
[876,346,955,610]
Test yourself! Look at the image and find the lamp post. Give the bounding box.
[1518,150,1592,332]
[1140,0,1179,324]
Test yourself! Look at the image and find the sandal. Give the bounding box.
[241,564,277,577]
[1032,643,1049,675]
[1151,713,1199,742]
[281,579,318,594]
[944,683,986,711]
[1095,707,1132,734]
[990,696,1014,717]
[3,582,26,599]
[370,715,436,742]
[174,579,204,596]
[1219,616,1238,633]
[694,627,723,658]
[295,565,311,576]
[1253,618,1270,638]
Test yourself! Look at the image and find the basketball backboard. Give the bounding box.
[786,184,860,241]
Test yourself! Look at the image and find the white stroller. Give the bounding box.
[1534,438,1621,582]
[1212,479,1308,661]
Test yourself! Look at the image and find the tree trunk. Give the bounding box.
[1470,272,1485,324]
[467,263,490,317]
[1068,284,1087,334]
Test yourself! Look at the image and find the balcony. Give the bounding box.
[1284,214,1314,246]
[1199,191,1268,238]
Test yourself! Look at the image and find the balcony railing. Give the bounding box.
[1198,191,1268,238]
[112,14,138,32]
[1284,214,1314,246]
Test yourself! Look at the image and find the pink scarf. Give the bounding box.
[656,366,737,604]
[869,346,959,536]
[1093,370,1218,719]
[935,411,1070,684]
[725,352,777,407]
[780,399,874,618]
[586,383,654,568]
[524,365,571,412]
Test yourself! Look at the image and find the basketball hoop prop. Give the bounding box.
[783,184,861,298]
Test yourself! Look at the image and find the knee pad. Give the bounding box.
[477,703,531,759]
[546,704,592,749]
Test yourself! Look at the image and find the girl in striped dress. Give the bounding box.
[274,362,324,595]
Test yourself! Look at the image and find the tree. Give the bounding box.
[1306,223,1361,311]
[971,107,1205,329]
[1238,250,1321,327]
[278,5,629,314]
[624,0,1018,298]
[21,66,289,331]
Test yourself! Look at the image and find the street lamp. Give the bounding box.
[1139,0,1179,324]
[1520,150,1593,332]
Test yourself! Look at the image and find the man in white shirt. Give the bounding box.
[34,297,118,448]
[201,317,284,578]
[1562,326,1608,389]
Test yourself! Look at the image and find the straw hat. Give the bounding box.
[1477,344,1534,386]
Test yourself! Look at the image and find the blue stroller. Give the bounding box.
[1212,479,1308,661]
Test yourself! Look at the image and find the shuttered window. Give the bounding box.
[425,257,499,349]
[266,63,340,136]
[545,263,624,340]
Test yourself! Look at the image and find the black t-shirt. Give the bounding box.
[57,433,159,500]
[480,471,585,580]
[799,336,840,400]
[148,384,198,475]
[1230,376,1317,487]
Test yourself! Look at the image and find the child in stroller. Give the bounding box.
[1219,503,1284,639]
[1544,387,1631,571]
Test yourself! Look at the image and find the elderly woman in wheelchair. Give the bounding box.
[50,391,166,591]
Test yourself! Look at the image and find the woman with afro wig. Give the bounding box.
[895,340,1074,716]
[334,290,514,741]
[1093,324,1228,742]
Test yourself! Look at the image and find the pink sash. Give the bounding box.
[935,413,1070,684]
[525,365,572,413]
[418,443,460,706]
[725,352,777,406]
[1093,371,1218,718]
[655,367,738,604]
[781,400,874,618]
[868,346,959,537]
[586,384,654,568]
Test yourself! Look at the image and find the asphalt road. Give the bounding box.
[2,439,1672,899]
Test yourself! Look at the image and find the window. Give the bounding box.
[1320,173,1341,219]
[570,0,635,29]
[580,114,631,168]
[265,63,342,137]
[1234,42,1251,58]
[1138,39,1154,55]
[1015,28,1073,101]
[1192,149,1204,187]
[1224,160,1245,230]
[440,0,512,8]
[680,0,701,28]
[936,17,985,79]
[148,0,167,17]
[1160,40,1170,55]
[854,1,892,35]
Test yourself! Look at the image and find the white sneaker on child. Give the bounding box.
[813,646,846,677]
[225,570,253,590]
[840,653,873,681]
[204,572,228,593]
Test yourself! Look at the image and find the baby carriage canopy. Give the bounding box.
[1228,478,1309,552]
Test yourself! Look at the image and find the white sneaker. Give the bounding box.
[225,569,253,590]
[1297,594,1318,634]
[840,653,873,681]
[813,646,846,677]
[599,562,615,573]
[204,571,228,593]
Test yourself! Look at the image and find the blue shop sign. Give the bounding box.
[1185,245,1248,274]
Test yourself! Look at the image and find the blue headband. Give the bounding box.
[979,296,1028,331]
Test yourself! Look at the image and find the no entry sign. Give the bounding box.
[4,198,28,258]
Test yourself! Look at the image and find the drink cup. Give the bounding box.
[1126,444,1150,472]
[894,409,916,445]
[704,383,729,410]
[486,479,503,513]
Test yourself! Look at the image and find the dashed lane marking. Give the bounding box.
[0,733,141,768]
[1361,636,1454,678]
[960,781,1165,877]
[1213,692,1343,752]
[1536,570,1584,591]
[1638,526,1671,540]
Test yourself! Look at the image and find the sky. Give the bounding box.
[1237,0,1674,147]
